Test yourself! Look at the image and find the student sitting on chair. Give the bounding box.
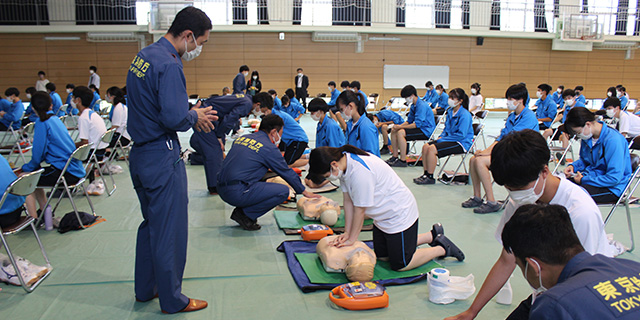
[372,109,404,155]
[105,86,131,149]
[551,85,565,110]
[601,86,618,109]
[0,87,25,132]
[307,145,465,272]
[327,81,340,108]
[64,84,79,116]
[604,97,640,139]
[255,92,309,167]
[421,81,436,105]
[349,81,368,106]
[217,114,318,231]
[574,85,586,105]
[501,204,640,319]
[387,85,435,167]
[45,83,65,117]
[542,88,586,151]
[0,156,30,227]
[268,89,282,111]
[308,98,345,148]
[88,84,100,112]
[282,88,304,123]
[534,83,557,131]
[74,86,108,183]
[19,92,85,223]
[432,84,449,115]
[338,90,380,157]
[563,106,632,204]
[468,82,483,114]
[462,83,538,214]
[23,87,39,126]
[445,129,625,320]
[414,88,473,185]
[617,85,629,111]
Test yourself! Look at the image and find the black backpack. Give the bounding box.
[58,212,98,233]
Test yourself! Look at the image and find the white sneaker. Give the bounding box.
[608,234,630,257]
[0,254,49,286]
[107,164,123,174]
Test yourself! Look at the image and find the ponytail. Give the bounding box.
[336,90,366,116]
[308,145,369,184]
[449,88,469,110]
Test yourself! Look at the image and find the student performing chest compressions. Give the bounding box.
[189,94,253,194]
[217,113,318,231]
[306,145,464,273]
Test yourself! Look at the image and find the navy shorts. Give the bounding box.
[373,219,418,271]
[429,141,464,158]
[405,128,429,141]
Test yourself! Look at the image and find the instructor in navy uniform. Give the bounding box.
[126,7,216,314]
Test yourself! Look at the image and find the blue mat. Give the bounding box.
[276,240,434,293]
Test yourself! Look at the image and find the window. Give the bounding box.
[435,0,451,28]
[76,0,136,25]
[232,0,247,24]
[397,0,406,27]
[0,0,48,25]
[332,0,371,26]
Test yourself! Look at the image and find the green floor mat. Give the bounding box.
[274,210,373,229]
[294,252,442,284]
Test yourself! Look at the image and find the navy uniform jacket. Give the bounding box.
[272,109,308,145]
[201,94,253,138]
[126,37,198,144]
[530,252,640,320]
[218,130,305,193]
[232,73,246,95]
[316,113,345,148]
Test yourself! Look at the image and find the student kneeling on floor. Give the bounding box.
[307,145,464,271]
[217,114,318,231]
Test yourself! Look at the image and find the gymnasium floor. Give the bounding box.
[1,111,638,320]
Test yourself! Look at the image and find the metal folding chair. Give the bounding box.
[91,129,117,196]
[437,123,485,185]
[0,168,52,293]
[408,109,448,167]
[473,110,489,150]
[5,122,34,167]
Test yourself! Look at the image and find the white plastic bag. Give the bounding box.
[428,268,476,304]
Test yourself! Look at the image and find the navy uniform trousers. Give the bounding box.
[190,130,223,189]
[130,138,189,313]
[218,181,290,220]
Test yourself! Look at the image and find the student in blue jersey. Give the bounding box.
[308,98,345,148]
[0,157,28,226]
[432,84,449,115]
[218,114,319,231]
[306,145,465,271]
[564,107,632,204]
[349,81,368,106]
[414,88,473,185]
[64,84,78,115]
[462,83,539,214]
[327,81,340,108]
[574,85,586,105]
[372,109,404,155]
[502,204,640,320]
[551,85,564,109]
[534,83,557,131]
[45,82,65,117]
[256,92,309,167]
[543,88,587,152]
[233,65,249,95]
[387,85,435,167]
[338,90,380,157]
[281,88,304,122]
[20,92,85,222]
[22,87,39,126]
[268,89,282,111]
[88,84,100,112]
[0,87,25,131]
[421,81,436,105]
[340,80,350,92]
[616,85,629,110]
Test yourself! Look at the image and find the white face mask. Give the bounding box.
[328,87,332,91]
[405,97,414,106]
[273,132,281,146]
[350,88,357,93]
[311,112,321,121]
[181,34,202,61]
[536,91,542,98]
[326,165,343,182]
[506,99,518,111]
[66,89,72,94]
[606,109,616,118]
[436,90,442,95]
[565,99,574,107]
[26,94,31,100]
[525,259,548,305]
[253,108,264,117]
[607,92,613,97]
[471,88,477,95]
[298,73,303,77]
[342,106,353,121]
[617,91,623,98]
[6,97,12,103]
[448,98,457,108]
[89,70,94,74]
[252,76,257,80]
[557,88,562,93]
[508,174,545,206]
[577,125,593,141]
[373,119,378,125]
[70,98,77,108]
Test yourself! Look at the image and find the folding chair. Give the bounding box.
[407,109,448,167]
[5,122,34,167]
[61,115,80,141]
[0,168,52,293]
[550,125,579,175]
[91,129,117,196]
[437,123,485,185]
[36,144,96,228]
[473,110,489,150]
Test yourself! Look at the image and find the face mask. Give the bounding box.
[70,98,77,108]
[66,89,72,94]
[252,76,257,80]
[350,88,357,93]
[436,90,442,95]
[311,112,321,121]
[557,88,562,93]
[448,98,457,108]
[326,165,343,182]
[342,106,353,121]
[89,70,94,74]
[471,88,477,94]
[506,99,518,111]
[253,108,263,117]
[606,109,616,118]
[508,174,545,206]
[405,97,414,105]
[298,73,303,77]
[525,259,548,305]
[273,132,281,146]
[181,34,202,61]
[577,125,593,141]
[6,97,12,103]
[373,120,378,125]
[565,99,574,107]
[617,91,623,98]
[536,91,543,98]
[26,94,31,100]
[607,92,613,97]
[328,87,332,91]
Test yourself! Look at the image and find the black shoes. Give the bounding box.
[432,234,465,261]
[380,146,390,155]
[430,223,444,243]
[230,207,261,231]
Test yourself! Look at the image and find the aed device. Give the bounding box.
[329,282,389,310]
[300,224,333,241]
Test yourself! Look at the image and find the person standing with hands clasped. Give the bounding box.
[126,7,217,314]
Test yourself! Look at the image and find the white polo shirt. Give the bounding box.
[618,111,640,138]
[339,152,419,234]
[111,103,131,141]
[78,108,108,150]
[495,176,615,257]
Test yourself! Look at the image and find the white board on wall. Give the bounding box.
[383,65,450,89]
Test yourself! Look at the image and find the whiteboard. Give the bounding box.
[383,65,450,90]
